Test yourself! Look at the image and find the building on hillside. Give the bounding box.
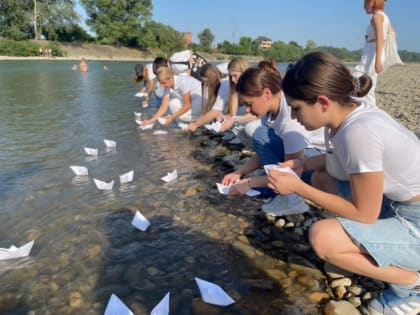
[256,36,272,50]
[183,32,192,48]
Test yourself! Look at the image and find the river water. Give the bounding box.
[0,61,319,315]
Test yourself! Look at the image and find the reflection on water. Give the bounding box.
[0,61,313,315]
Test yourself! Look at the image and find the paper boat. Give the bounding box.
[158,117,167,125]
[135,92,147,98]
[134,112,142,119]
[104,139,116,148]
[264,164,298,177]
[161,169,177,183]
[119,170,134,184]
[195,277,235,306]
[131,211,150,231]
[104,294,134,315]
[204,121,222,133]
[153,130,168,135]
[84,147,98,156]
[135,120,154,130]
[0,240,35,261]
[216,183,260,197]
[178,122,189,130]
[93,178,114,190]
[69,165,88,176]
[150,292,170,315]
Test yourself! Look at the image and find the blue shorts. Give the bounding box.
[336,181,420,271]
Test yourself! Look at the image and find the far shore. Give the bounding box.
[0,55,155,62]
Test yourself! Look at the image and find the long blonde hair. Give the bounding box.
[227,57,250,115]
[200,64,223,114]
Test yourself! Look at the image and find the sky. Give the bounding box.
[76,0,420,53]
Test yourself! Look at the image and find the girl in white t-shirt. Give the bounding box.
[188,64,230,133]
[134,63,156,107]
[142,67,202,127]
[272,52,420,314]
[221,66,323,203]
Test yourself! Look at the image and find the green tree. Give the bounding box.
[138,21,184,52]
[80,0,152,46]
[198,28,214,50]
[0,1,34,40]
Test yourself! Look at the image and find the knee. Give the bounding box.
[309,220,332,260]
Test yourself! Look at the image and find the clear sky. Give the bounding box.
[76,0,420,52]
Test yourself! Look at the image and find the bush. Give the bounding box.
[0,39,66,57]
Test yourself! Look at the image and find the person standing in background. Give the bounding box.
[80,58,89,73]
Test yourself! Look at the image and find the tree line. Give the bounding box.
[1,0,419,62]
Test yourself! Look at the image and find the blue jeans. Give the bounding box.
[252,124,321,197]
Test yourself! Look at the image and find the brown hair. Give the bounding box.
[199,64,222,114]
[365,0,386,11]
[235,67,282,97]
[282,52,372,106]
[257,58,281,77]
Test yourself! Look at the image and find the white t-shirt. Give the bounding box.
[145,63,155,81]
[331,102,420,201]
[262,93,317,155]
[162,75,202,117]
[211,79,230,113]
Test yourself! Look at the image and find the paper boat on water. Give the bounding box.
[161,169,177,183]
[153,130,168,135]
[0,240,35,261]
[195,277,235,306]
[178,122,189,131]
[135,120,154,130]
[135,92,147,98]
[134,112,142,119]
[69,165,88,176]
[131,211,151,231]
[119,170,134,184]
[104,139,116,148]
[104,294,134,315]
[84,147,98,156]
[216,183,260,197]
[150,292,170,315]
[93,178,114,190]
[158,117,167,125]
[264,164,298,177]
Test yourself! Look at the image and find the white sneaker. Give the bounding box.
[261,194,309,216]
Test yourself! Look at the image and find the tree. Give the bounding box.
[80,0,152,46]
[137,21,184,52]
[0,1,34,40]
[198,28,214,50]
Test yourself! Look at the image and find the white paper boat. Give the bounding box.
[135,120,154,130]
[104,294,134,315]
[134,112,142,119]
[104,139,116,148]
[178,122,189,130]
[158,117,167,125]
[119,170,134,184]
[204,121,222,133]
[264,164,298,177]
[135,92,147,98]
[84,147,98,156]
[150,292,170,315]
[0,240,35,261]
[195,277,235,306]
[93,178,114,190]
[153,130,168,135]
[161,169,177,183]
[131,211,150,231]
[69,165,88,176]
[216,183,260,197]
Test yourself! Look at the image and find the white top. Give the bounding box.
[145,63,155,81]
[216,62,229,76]
[262,93,323,155]
[170,50,191,75]
[366,11,391,42]
[211,79,230,112]
[330,102,420,201]
[162,75,202,115]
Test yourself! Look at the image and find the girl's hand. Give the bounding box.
[229,179,251,196]
[188,123,198,133]
[164,116,175,126]
[142,119,153,127]
[222,172,241,186]
[219,118,234,133]
[267,170,302,195]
